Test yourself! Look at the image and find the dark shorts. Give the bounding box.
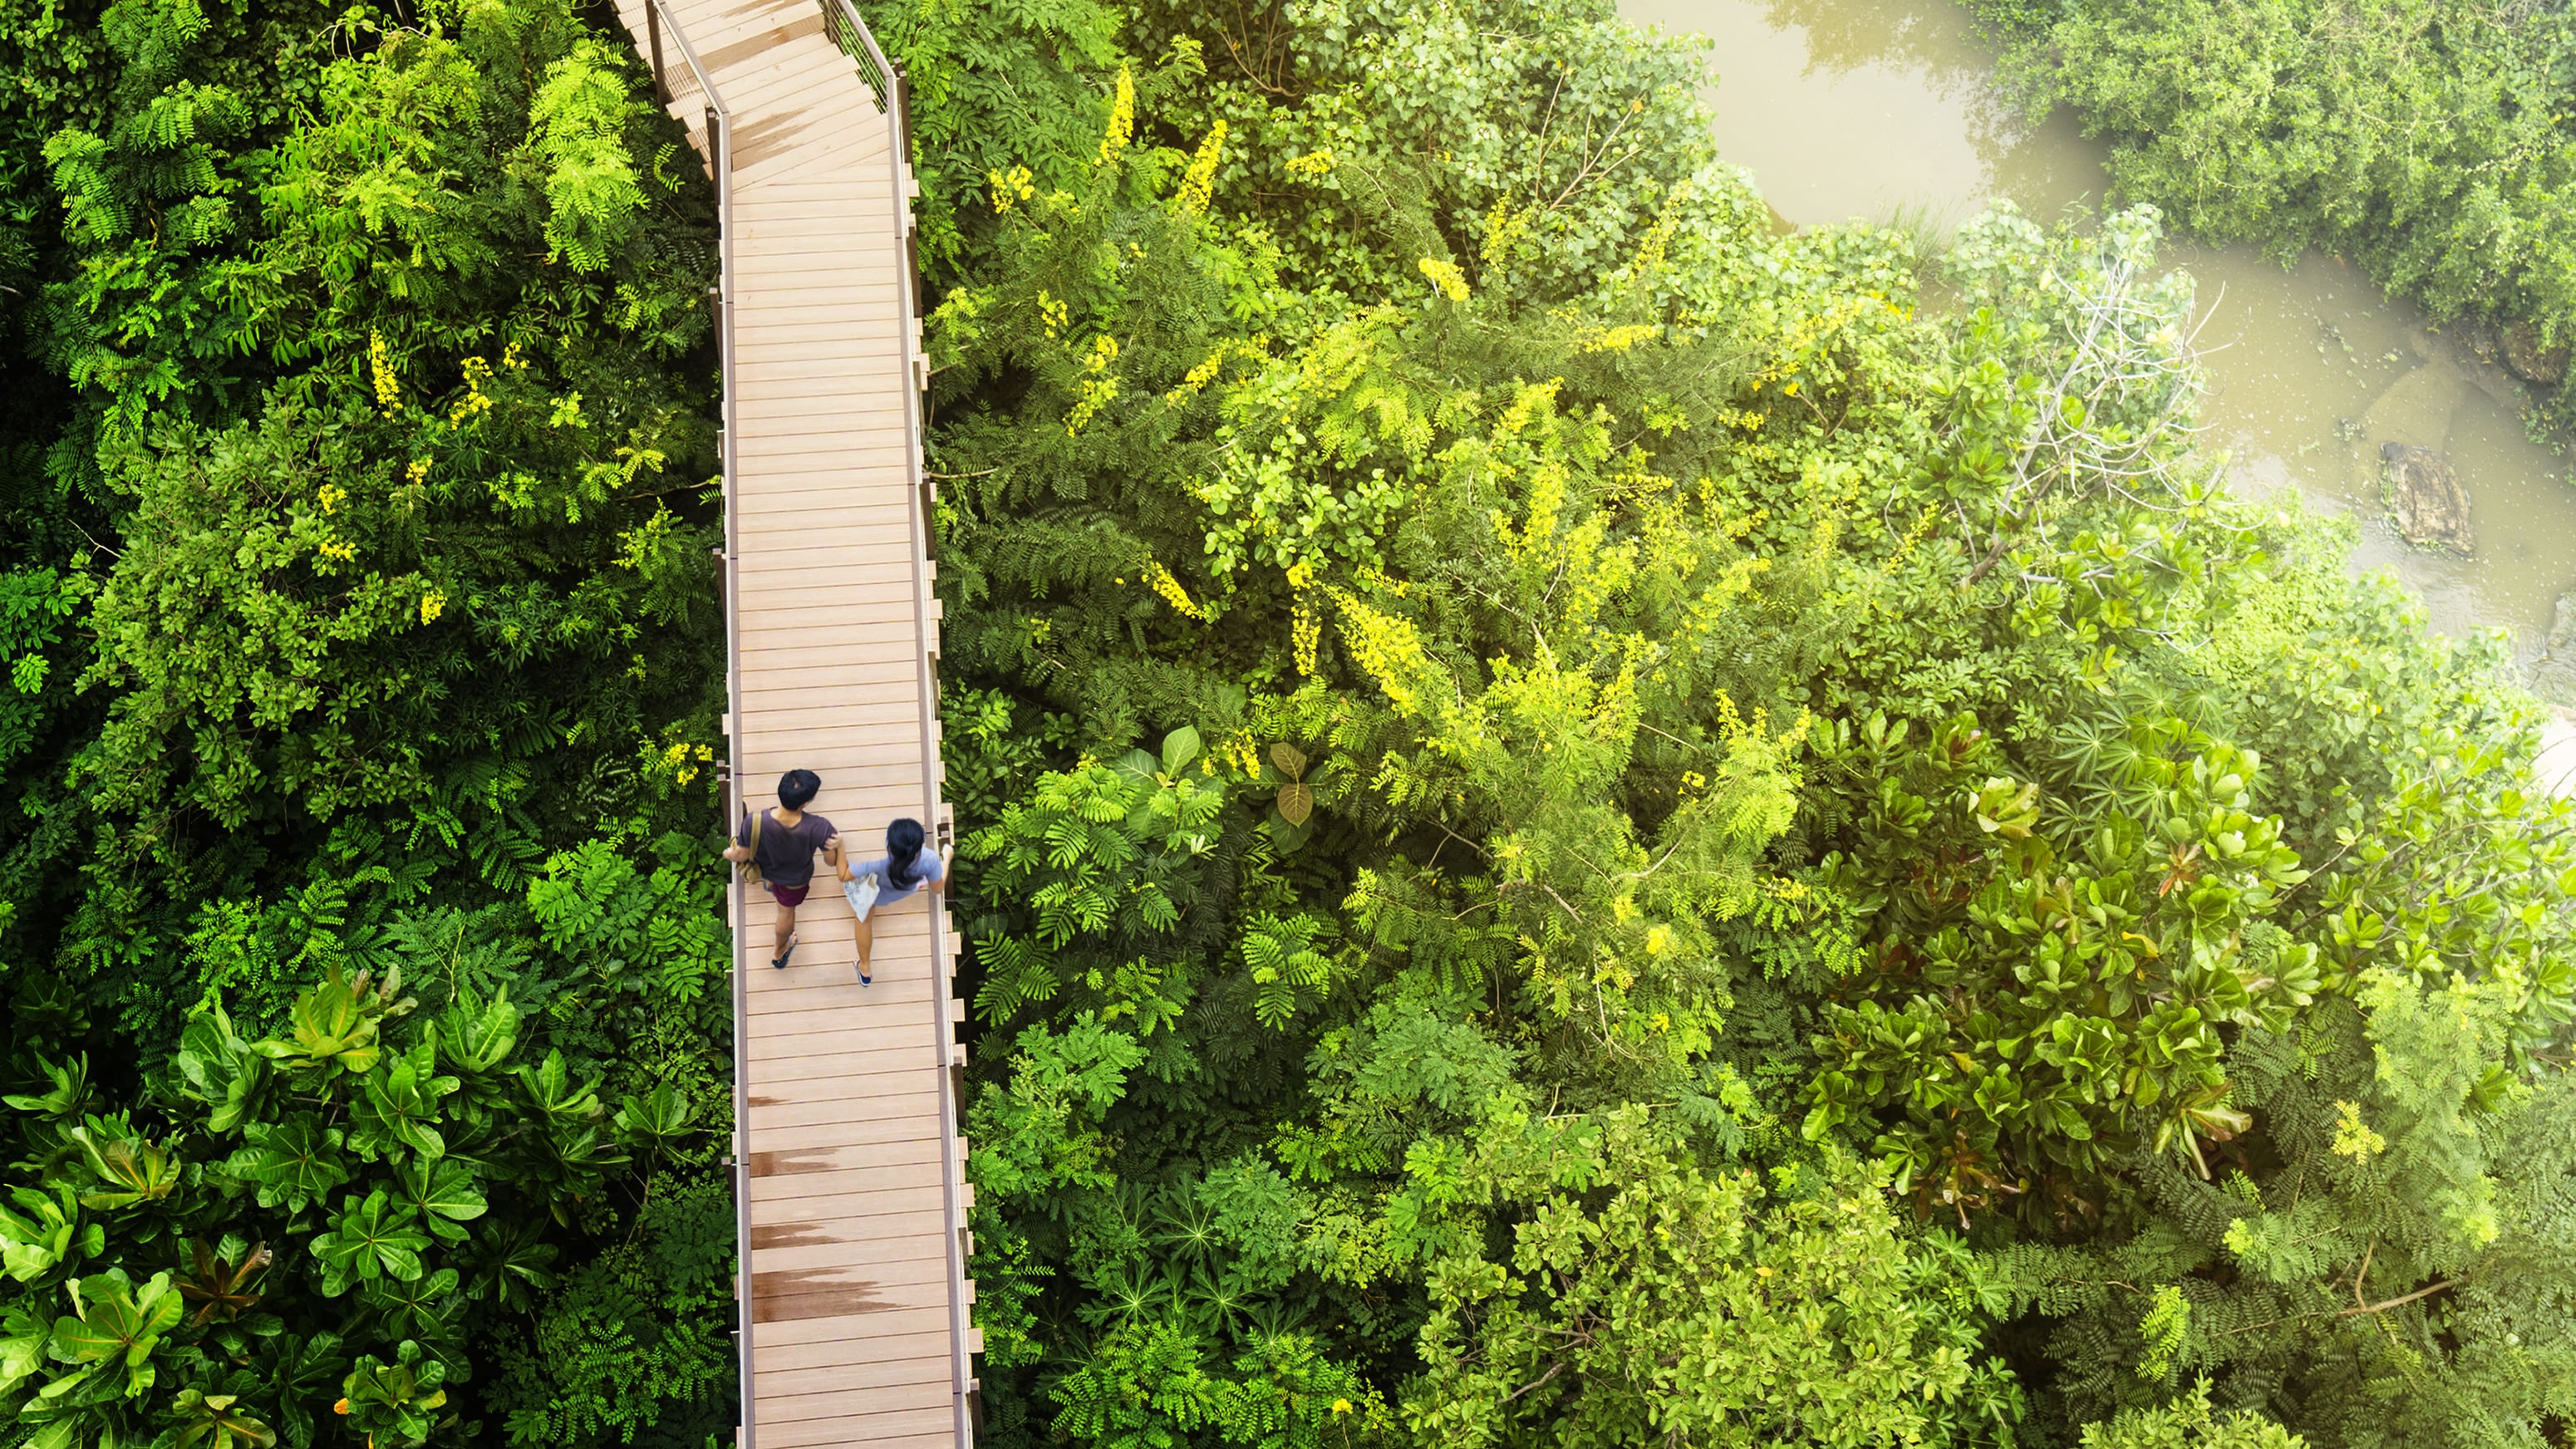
[764,881,811,908]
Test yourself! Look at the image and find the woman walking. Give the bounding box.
[843,817,947,985]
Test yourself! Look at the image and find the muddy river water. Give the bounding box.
[1620,0,2576,670]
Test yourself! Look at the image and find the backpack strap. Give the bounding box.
[739,808,766,885]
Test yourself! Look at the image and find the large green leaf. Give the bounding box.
[170,1388,279,1449]
[66,1122,180,1211]
[0,1186,91,1284]
[223,1120,351,1212]
[351,1037,458,1162]
[1160,724,1202,775]
[254,971,380,1075]
[391,1158,484,1242]
[311,1191,429,1297]
[1274,782,1313,826]
[47,1270,183,1405]
[0,1305,49,1396]
[254,967,413,1079]
[435,985,520,1076]
[175,1007,268,1133]
[339,1339,448,1449]
[358,1268,458,1343]
[612,1082,696,1154]
[516,1049,594,1121]
[1,1054,91,1119]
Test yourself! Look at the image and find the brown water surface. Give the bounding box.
[1622,0,2576,666]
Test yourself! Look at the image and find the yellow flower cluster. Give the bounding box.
[1283,149,1335,178]
[1095,66,1134,169]
[1633,177,1693,277]
[406,459,430,489]
[1174,120,1227,216]
[317,483,348,516]
[420,588,448,626]
[1036,289,1069,340]
[1163,336,1268,406]
[1354,563,1408,597]
[1711,690,1747,743]
[1143,560,1207,620]
[987,164,1035,214]
[1882,502,1939,575]
[1580,323,1658,354]
[368,330,401,416]
[450,356,494,426]
[1805,509,1841,564]
[1291,598,1320,678]
[2331,1100,2388,1160]
[1690,480,1769,540]
[1479,190,1531,273]
[1748,293,1905,398]
[1494,376,1561,438]
[1219,731,1266,778]
[1330,589,1429,715]
[659,739,715,787]
[317,539,357,564]
[1417,257,1469,303]
[1065,334,1121,435]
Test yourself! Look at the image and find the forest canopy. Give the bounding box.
[0,0,2569,1444]
[1968,0,2576,430]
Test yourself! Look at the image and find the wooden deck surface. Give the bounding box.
[601,0,976,1443]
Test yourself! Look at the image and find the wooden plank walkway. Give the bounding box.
[600,1,976,1443]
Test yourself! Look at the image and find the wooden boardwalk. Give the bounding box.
[602,0,976,1443]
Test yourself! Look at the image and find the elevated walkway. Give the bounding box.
[600,0,976,1442]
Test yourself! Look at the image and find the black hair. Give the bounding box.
[779,769,821,810]
[886,817,926,888]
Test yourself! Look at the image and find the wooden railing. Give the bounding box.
[807,3,974,1439]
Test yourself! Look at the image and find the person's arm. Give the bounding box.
[828,833,851,882]
[927,842,953,896]
[722,813,753,862]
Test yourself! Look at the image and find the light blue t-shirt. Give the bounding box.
[853,851,945,901]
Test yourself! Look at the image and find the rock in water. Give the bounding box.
[2382,442,2473,553]
[2502,321,2570,387]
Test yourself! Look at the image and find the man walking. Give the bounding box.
[723,769,847,969]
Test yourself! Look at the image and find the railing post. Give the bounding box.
[646,0,668,105]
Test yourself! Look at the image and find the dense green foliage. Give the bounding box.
[2,0,2573,1442]
[0,0,737,1440]
[880,0,2576,1443]
[1968,0,2576,426]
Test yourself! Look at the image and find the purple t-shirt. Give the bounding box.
[738,809,836,888]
